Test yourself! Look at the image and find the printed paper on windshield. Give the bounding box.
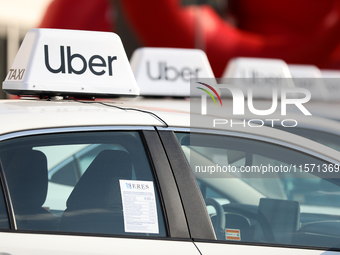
[119,180,159,234]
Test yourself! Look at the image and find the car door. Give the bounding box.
[0,127,201,255]
[157,128,340,255]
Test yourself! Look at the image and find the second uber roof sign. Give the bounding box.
[130,47,215,97]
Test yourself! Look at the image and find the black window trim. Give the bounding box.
[156,128,216,240]
[0,158,15,229]
[141,129,191,239]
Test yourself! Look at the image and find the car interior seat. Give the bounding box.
[4,148,59,230]
[60,149,133,234]
[254,198,300,244]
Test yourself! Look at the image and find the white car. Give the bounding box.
[1,28,340,255]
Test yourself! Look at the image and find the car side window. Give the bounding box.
[0,131,166,237]
[175,132,340,249]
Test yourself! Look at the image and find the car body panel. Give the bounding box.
[0,233,201,255]
[195,242,340,255]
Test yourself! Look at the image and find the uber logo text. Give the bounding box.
[44,45,117,76]
[239,68,283,85]
[147,61,201,81]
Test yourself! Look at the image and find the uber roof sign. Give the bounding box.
[223,57,292,79]
[130,47,215,97]
[2,29,139,98]
[321,70,340,101]
[288,64,328,101]
[222,57,295,98]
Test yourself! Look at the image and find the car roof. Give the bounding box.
[241,110,340,135]
[2,97,340,165]
[129,97,340,137]
[303,101,340,121]
[0,98,188,134]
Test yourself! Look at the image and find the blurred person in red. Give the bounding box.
[39,0,340,77]
[39,0,113,32]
